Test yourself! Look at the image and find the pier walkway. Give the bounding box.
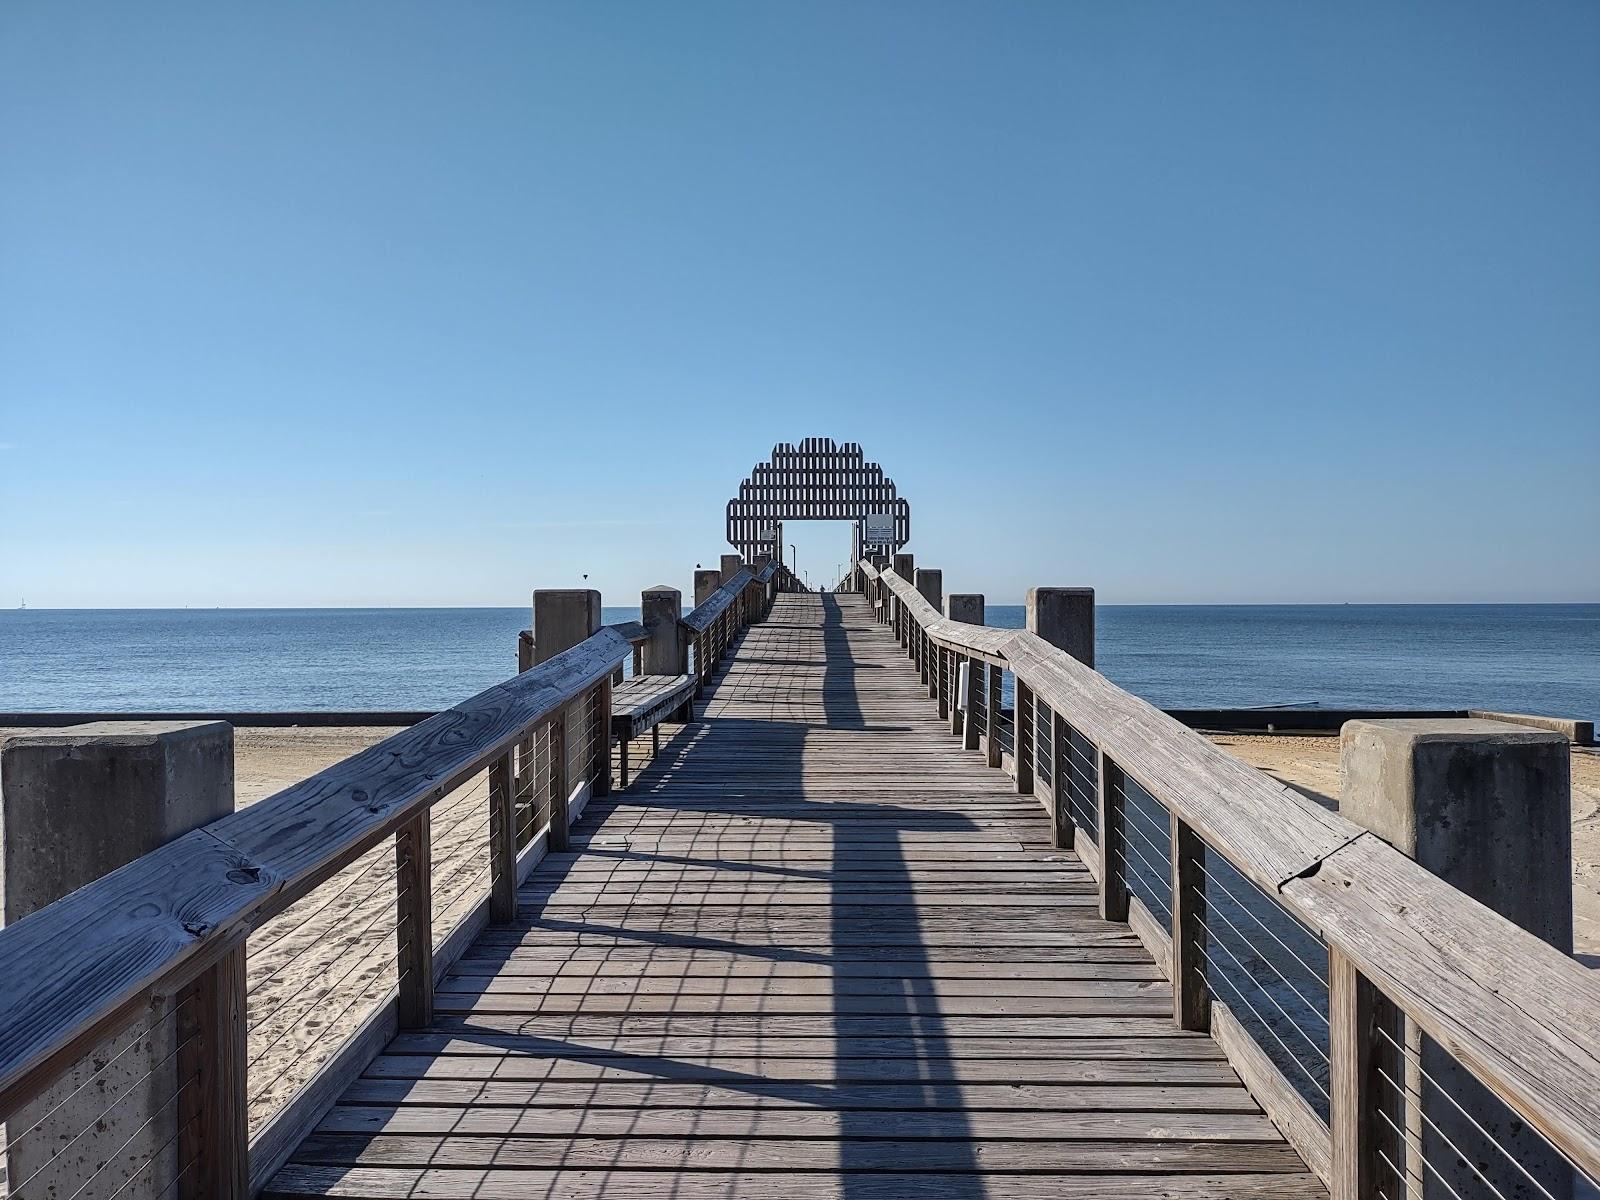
[266,594,1321,1198]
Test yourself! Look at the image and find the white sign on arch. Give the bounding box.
[864,513,895,544]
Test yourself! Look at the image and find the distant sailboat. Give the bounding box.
[17,598,24,610]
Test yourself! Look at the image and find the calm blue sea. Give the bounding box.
[0,604,1595,719]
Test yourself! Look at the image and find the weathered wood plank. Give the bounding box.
[266,594,1321,1199]
[269,1165,1328,1199]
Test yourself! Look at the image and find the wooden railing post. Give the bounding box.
[549,713,570,852]
[394,810,434,1029]
[177,944,248,1200]
[1015,679,1035,794]
[593,679,612,797]
[936,645,949,720]
[1330,949,1387,1200]
[984,659,1003,769]
[1096,751,1129,921]
[944,594,983,737]
[1170,816,1208,1030]
[1050,711,1074,850]
[488,751,517,922]
[963,659,982,752]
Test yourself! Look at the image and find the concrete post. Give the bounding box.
[719,554,743,583]
[532,590,603,842]
[693,569,722,608]
[531,589,602,664]
[641,587,687,676]
[914,568,943,611]
[1,722,235,1195]
[1025,587,1095,667]
[945,594,984,625]
[892,552,914,580]
[1339,718,1572,1200]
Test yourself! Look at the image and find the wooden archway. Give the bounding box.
[724,437,911,563]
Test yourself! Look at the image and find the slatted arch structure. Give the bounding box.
[725,437,911,562]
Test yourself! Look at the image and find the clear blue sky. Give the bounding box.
[2,2,1595,607]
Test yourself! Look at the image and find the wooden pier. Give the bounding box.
[1,438,1596,1200]
[268,593,1320,1197]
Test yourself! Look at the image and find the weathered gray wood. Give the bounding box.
[1285,834,1600,1184]
[680,568,754,633]
[178,940,248,1200]
[985,658,1003,769]
[246,826,552,1196]
[486,754,516,923]
[1016,678,1035,793]
[267,593,1319,1199]
[393,811,433,1029]
[1212,997,1332,1186]
[1172,817,1209,1031]
[1098,751,1129,923]
[270,1165,1327,1199]
[547,713,569,852]
[1329,949,1382,1200]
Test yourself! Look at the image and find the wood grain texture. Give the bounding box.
[1212,998,1332,1187]
[0,631,628,1127]
[1286,836,1600,1183]
[267,593,1320,1199]
[679,567,754,633]
[861,557,1600,1183]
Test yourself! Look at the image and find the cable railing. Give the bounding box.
[0,563,780,1199]
[861,558,1600,1200]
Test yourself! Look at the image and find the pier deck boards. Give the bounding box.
[267,594,1324,1198]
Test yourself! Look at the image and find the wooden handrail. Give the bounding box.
[0,627,632,1126]
[860,558,1600,1182]
[605,620,650,645]
[680,566,755,633]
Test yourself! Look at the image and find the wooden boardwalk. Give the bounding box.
[268,593,1324,1198]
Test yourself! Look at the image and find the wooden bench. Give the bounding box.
[610,673,696,787]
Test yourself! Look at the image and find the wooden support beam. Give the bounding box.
[488,752,516,923]
[592,680,611,798]
[177,943,247,1200]
[1330,949,1387,1200]
[549,714,570,852]
[1097,751,1129,922]
[1051,709,1074,850]
[1015,680,1035,794]
[395,809,434,1030]
[1171,816,1209,1031]
[985,660,1003,769]
[962,659,981,751]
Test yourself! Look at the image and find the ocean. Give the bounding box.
[1,603,1595,719]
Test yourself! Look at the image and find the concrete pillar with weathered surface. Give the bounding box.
[914,568,943,611]
[1339,718,1572,1200]
[694,569,722,607]
[1,721,235,1195]
[946,594,984,626]
[531,590,604,840]
[719,554,743,583]
[642,586,687,676]
[532,589,603,663]
[892,552,914,579]
[1025,587,1095,667]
